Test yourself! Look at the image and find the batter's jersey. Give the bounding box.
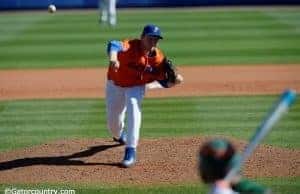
[209,184,239,194]
[107,39,166,87]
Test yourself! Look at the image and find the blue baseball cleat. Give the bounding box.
[122,147,136,168]
[113,130,126,145]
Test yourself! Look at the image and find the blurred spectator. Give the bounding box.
[99,0,117,26]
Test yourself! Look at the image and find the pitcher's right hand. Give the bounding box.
[109,60,120,72]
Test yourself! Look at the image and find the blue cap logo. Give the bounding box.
[142,24,163,39]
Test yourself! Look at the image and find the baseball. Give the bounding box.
[175,74,184,84]
[48,4,56,13]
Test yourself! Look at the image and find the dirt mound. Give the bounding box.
[0,137,299,185]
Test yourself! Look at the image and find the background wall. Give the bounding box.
[1,0,300,10]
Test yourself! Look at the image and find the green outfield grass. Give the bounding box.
[0,96,299,152]
[0,177,299,194]
[0,7,300,69]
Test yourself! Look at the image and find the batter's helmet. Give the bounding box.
[198,139,240,183]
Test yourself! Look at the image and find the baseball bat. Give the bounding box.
[225,89,297,181]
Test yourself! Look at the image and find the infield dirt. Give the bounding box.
[1,65,300,100]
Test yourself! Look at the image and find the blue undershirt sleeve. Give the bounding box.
[107,40,123,54]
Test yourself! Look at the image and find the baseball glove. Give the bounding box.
[163,58,177,84]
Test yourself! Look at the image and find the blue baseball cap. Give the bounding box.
[142,24,163,39]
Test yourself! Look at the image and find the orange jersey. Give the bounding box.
[107,39,166,87]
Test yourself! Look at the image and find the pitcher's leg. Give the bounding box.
[125,85,145,148]
[121,85,145,167]
[105,80,126,139]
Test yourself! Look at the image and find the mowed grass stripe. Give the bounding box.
[1,47,299,67]
[22,20,284,32]
[14,21,294,39]
[3,112,298,125]
[4,101,296,115]
[0,14,50,43]
[0,96,279,110]
[0,111,282,119]
[1,8,300,69]
[166,48,300,56]
[0,97,275,120]
[2,30,299,46]
[1,46,299,56]
[3,36,299,50]
[0,96,299,151]
[0,9,268,23]
[0,177,299,194]
[1,110,298,123]
[1,10,296,30]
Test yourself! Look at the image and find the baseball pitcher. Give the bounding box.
[105,24,183,168]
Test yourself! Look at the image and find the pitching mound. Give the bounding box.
[0,137,299,185]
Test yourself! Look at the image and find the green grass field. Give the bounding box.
[1,96,299,152]
[1,177,300,194]
[0,7,300,69]
[0,7,300,194]
[0,96,299,193]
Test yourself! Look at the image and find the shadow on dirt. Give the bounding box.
[0,143,123,171]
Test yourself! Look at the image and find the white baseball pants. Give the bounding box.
[99,0,117,26]
[105,80,145,148]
